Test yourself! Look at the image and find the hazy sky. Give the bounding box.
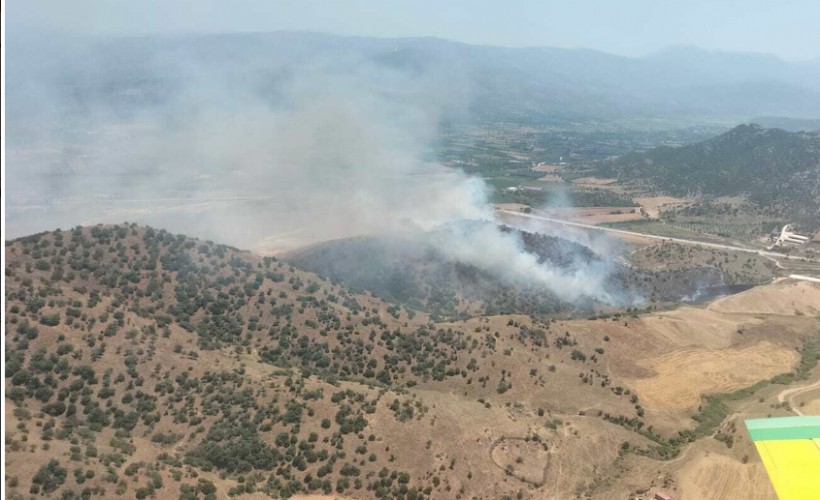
[8,0,820,60]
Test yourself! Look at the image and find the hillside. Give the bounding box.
[6,224,820,499]
[751,116,820,132]
[287,223,771,320]
[286,226,605,319]
[605,124,820,226]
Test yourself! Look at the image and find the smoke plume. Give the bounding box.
[6,30,624,304]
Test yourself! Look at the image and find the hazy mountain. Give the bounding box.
[7,30,820,130]
[752,116,820,132]
[606,124,820,223]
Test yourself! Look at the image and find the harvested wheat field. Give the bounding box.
[640,306,761,349]
[676,450,777,500]
[709,279,820,316]
[628,342,799,412]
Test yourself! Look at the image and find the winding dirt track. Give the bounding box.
[777,378,820,416]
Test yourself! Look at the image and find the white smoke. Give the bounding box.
[433,222,616,303]
[6,31,624,304]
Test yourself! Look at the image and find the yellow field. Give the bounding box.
[628,342,799,411]
[641,306,761,349]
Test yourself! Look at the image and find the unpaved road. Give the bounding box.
[777,378,820,416]
[789,274,820,284]
[498,209,819,264]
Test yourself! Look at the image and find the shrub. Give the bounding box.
[43,401,67,417]
[32,459,67,493]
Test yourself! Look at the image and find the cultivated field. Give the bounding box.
[676,447,777,500]
[540,206,644,225]
[571,177,618,186]
[628,342,798,412]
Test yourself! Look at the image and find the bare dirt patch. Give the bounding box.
[635,195,689,219]
[628,341,798,412]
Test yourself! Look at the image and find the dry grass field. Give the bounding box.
[794,389,820,415]
[634,196,689,219]
[675,447,777,500]
[628,342,798,412]
[571,177,619,186]
[540,206,645,225]
[532,164,560,173]
[708,279,820,316]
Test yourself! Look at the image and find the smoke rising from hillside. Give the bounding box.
[6,33,626,304]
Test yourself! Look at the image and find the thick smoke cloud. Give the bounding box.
[6,31,623,304]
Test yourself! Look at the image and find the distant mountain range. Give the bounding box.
[751,116,820,132]
[7,30,820,128]
[605,124,820,223]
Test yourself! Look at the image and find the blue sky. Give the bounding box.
[8,0,820,60]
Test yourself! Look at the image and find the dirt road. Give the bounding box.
[777,378,820,416]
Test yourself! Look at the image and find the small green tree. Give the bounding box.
[32,459,67,493]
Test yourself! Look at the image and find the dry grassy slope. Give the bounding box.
[589,281,820,500]
[4,224,819,500]
[708,279,820,316]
